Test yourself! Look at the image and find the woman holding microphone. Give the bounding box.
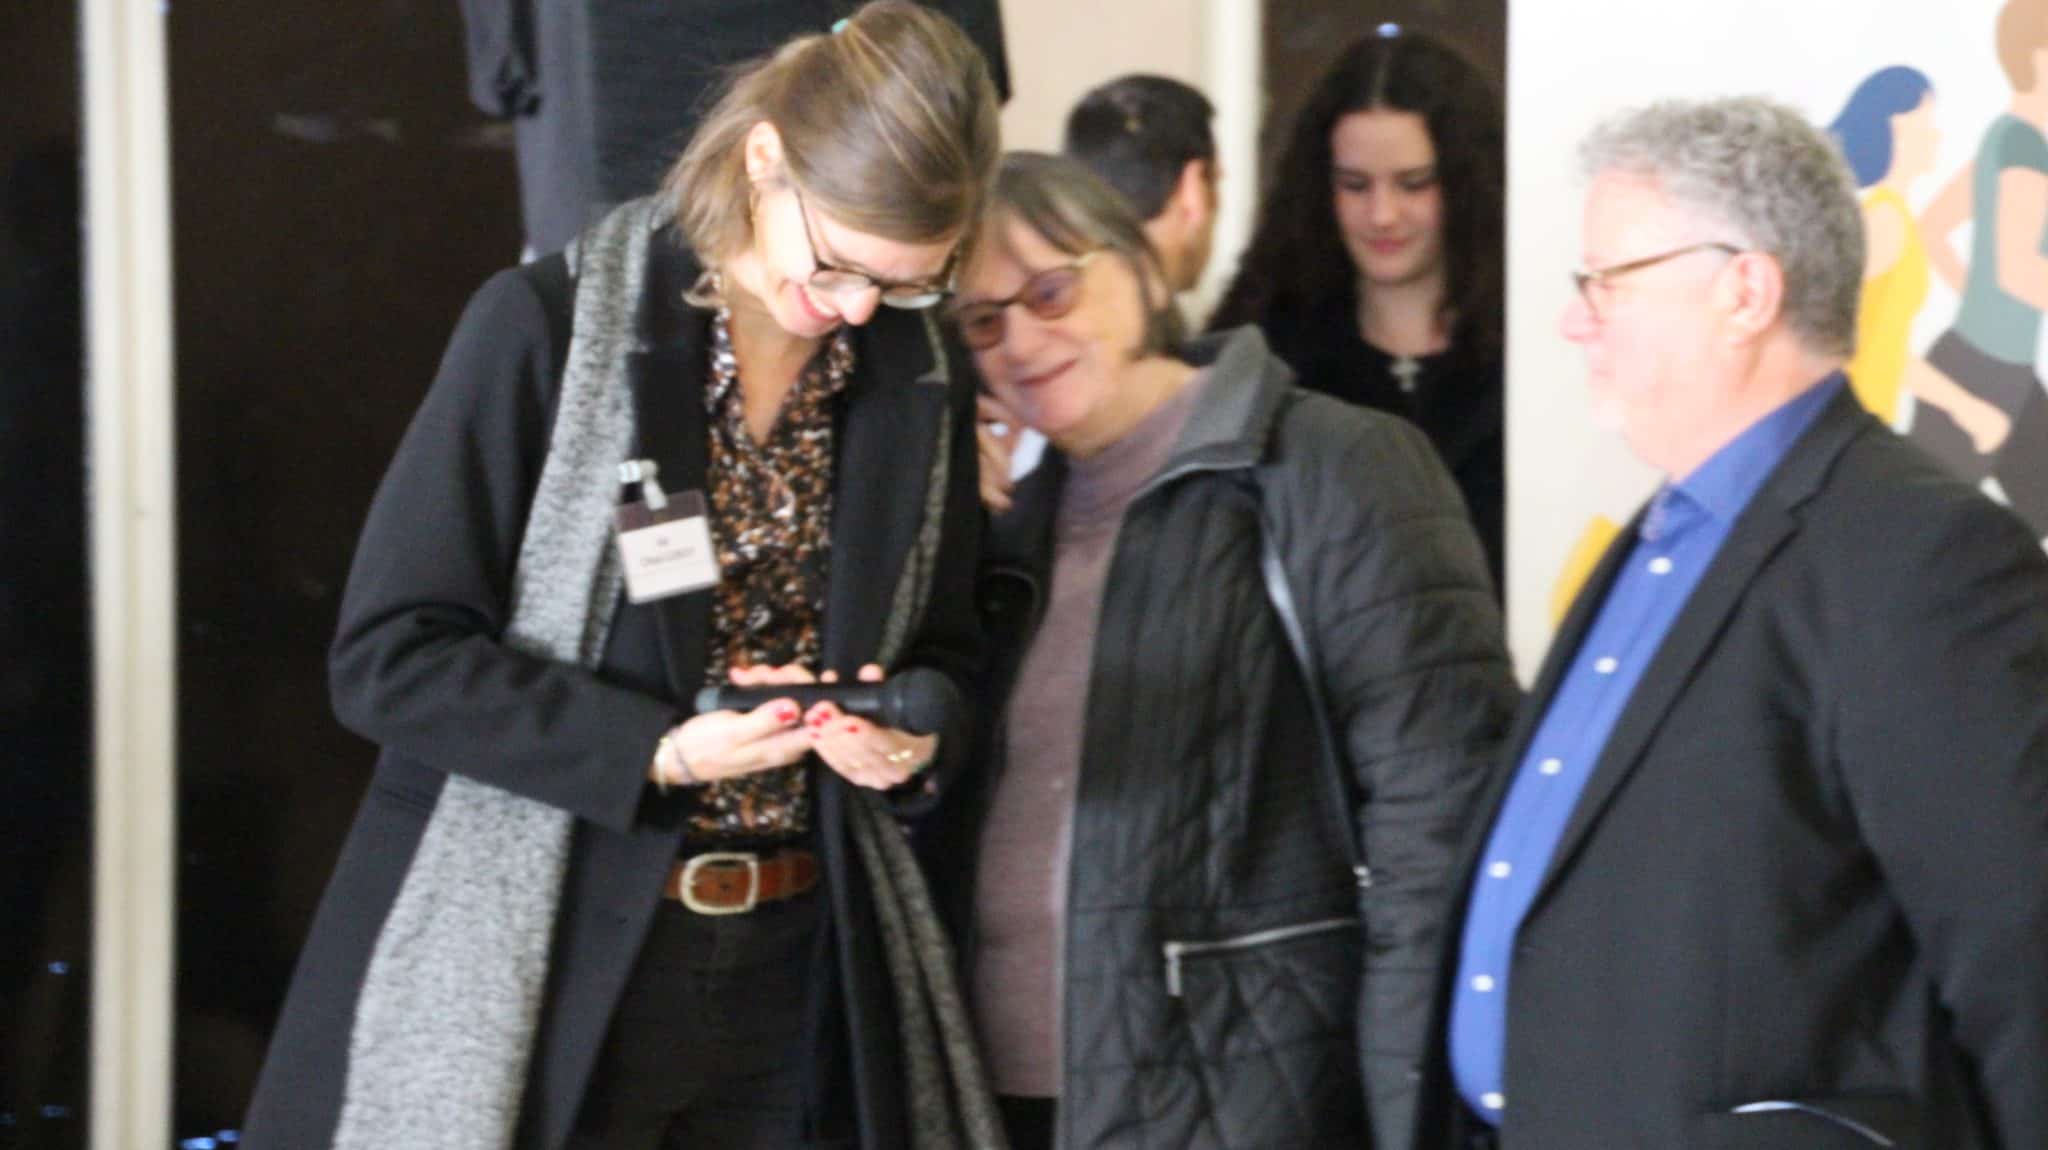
[245,6,998,1147]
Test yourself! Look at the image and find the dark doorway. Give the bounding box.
[166,0,522,1138]
[0,2,90,1146]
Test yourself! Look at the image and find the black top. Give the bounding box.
[1258,296,1504,593]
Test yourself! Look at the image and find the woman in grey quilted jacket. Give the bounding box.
[924,151,1521,1150]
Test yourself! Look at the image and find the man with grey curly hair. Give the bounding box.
[1416,95,2048,1150]
[1562,96,1867,471]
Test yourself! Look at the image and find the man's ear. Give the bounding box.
[1720,250,1786,346]
[1173,158,1214,225]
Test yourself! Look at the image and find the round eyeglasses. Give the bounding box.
[792,185,955,310]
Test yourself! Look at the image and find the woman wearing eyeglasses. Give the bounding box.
[923,152,1518,1150]
[243,6,996,1149]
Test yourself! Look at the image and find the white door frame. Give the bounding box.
[81,0,178,1145]
[1196,0,1262,318]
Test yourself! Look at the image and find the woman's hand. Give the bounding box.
[804,664,940,791]
[976,394,1025,513]
[648,662,813,787]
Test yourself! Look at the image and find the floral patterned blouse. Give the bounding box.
[685,302,854,842]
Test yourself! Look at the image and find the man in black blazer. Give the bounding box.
[1419,96,2048,1150]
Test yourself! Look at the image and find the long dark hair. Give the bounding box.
[1209,28,1503,361]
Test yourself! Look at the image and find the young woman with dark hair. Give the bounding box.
[1211,26,1506,588]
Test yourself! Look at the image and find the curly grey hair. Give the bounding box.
[1581,96,1864,357]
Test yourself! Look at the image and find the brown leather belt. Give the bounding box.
[664,849,819,915]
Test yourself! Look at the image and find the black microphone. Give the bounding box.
[692,666,956,735]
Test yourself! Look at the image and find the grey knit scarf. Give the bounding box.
[334,196,1002,1150]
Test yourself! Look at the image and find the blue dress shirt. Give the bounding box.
[1448,377,1845,1123]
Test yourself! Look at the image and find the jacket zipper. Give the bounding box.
[1162,916,1360,997]
[1049,451,1281,1148]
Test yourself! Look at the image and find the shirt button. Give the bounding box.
[1648,556,1674,575]
[1482,1092,1506,1111]
[1471,974,1496,992]
[1594,656,1619,674]
[1539,758,1563,776]
[1488,861,1513,879]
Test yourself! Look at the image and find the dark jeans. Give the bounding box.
[998,1095,1057,1150]
[566,888,821,1150]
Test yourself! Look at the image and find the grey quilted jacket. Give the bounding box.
[925,326,1520,1149]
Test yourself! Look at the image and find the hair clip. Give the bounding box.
[832,17,850,34]
[1376,22,1402,37]
[1111,91,1144,134]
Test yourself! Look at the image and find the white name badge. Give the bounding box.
[615,488,720,604]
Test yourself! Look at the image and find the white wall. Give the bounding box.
[999,0,1206,150]
[1506,0,2008,678]
[996,0,1258,316]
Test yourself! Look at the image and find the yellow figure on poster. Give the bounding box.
[1829,66,1944,428]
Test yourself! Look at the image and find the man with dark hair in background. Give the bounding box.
[1063,74,1218,293]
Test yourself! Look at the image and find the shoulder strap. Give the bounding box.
[1237,465,1372,890]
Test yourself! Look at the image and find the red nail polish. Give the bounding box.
[778,704,799,722]
[844,722,861,734]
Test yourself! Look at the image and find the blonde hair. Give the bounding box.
[2000,0,2048,90]
[664,2,1000,272]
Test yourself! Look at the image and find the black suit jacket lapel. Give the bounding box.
[1525,389,1872,916]
[822,312,950,673]
[628,245,714,703]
